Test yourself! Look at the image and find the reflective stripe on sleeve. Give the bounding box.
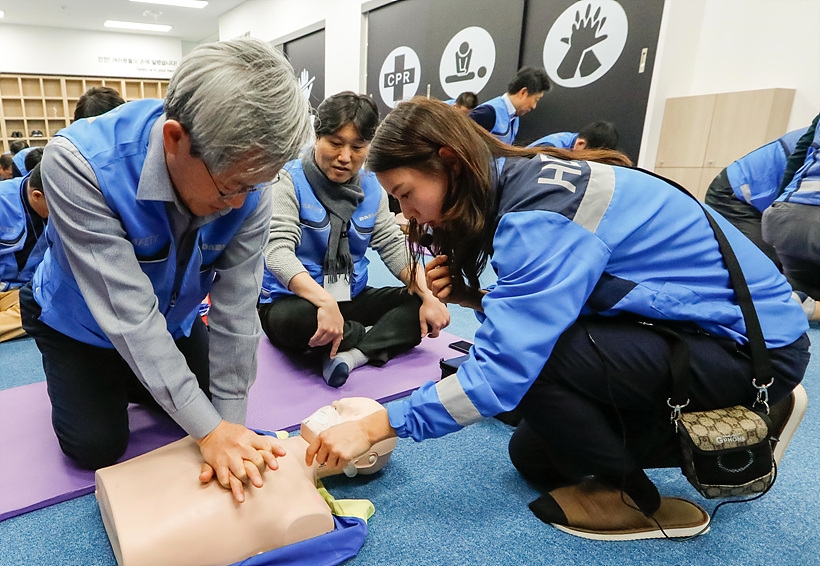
[435,374,484,426]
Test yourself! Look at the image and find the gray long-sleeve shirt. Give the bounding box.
[40,117,271,439]
[264,169,409,289]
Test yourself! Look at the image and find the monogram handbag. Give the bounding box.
[676,405,775,498]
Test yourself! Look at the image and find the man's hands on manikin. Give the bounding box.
[197,421,287,503]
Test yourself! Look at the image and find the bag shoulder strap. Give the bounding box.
[635,168,773,408]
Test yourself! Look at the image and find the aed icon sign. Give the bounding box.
[379,46,421,108]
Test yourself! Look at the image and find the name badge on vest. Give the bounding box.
[324,275,351,302]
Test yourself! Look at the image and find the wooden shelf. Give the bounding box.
[654,88,795,201]
[0,74,169,153]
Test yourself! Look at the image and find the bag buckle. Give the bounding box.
[753,377,774,414]
[667,397,690,432]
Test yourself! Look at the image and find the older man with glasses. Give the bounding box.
[19,38,312,503]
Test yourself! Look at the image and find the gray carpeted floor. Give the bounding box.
[1,251,818,565]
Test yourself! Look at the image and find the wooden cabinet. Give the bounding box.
[654,88,795,200]
[0,74,169,153]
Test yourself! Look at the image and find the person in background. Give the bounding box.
[0,153,14,180]
[762,113,820,322]
[0,91,128,341]
[258,91,449,388]
[704,126,809,268]
[446,91,479,116]
[23,148,43,173]
[528,120,620,151]
[304,97,809,540]
[469,67,550,145]
[73,86,126,121]
[777,114,819,197]
[0,159,47,342]
[19,38,313,503]
[11,145,37,178]
[8,140,28,155]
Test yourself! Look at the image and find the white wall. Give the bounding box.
[638,0,707,168]
[220,0,369,95]
[0,24,182,79]
[641,0,820,167]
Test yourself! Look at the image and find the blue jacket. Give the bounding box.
[726,127,808,212]
[32,99,262,347]
[0,175,47,290]
[779,122,820,206]
[388,155,808,441]
[259,159,382,303]
[527,131,578,150]
[474,95,518,145]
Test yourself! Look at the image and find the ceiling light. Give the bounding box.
[129,0,208,8]
[104,20,172,32]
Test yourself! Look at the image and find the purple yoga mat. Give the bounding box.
[246,332,457,433]
[0,332,460,521]
[0,382,185,521]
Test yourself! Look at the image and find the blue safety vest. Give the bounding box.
[527,132,578,149]
[0,175,47,291]
[12,147,37,177]
[476,95,518,145]
[779,122,820,206]
[32,99,261,347]
[259,159,382,303]
[726,127,807,212]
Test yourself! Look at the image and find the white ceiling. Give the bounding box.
[0,0,248,43]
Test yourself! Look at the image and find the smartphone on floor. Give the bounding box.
[448,340,472,354]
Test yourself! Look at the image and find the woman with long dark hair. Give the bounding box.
[305,97,810,540]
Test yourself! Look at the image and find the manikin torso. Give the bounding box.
[94,398,395,566]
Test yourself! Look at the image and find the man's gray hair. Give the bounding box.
[164,37,311,178]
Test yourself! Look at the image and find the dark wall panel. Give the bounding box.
[284,29,326,108]
[366,0,525,118]
[519,0,664,160]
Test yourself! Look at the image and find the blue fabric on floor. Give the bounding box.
[1,250,818,565]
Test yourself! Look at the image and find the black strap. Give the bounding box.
[636,168,773,407]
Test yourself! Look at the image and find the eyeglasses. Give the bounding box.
[202,159,273,201]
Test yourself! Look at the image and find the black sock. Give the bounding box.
[601,469,661,516]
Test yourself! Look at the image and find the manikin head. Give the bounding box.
[301,397,397,477]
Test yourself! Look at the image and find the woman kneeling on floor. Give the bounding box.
[304,97,811,540]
